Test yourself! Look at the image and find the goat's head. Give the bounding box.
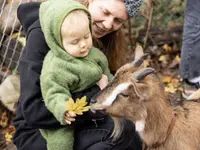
[91,53,164,122]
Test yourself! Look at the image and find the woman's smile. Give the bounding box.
[93,23,107,37]
[96,24,106,33]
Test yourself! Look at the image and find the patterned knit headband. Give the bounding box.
[124,0,143,18]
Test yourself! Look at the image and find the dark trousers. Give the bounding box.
[74,116,142,150]
[14,116,142,150]
[180,0,200,79]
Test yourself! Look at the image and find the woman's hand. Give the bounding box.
[97,74,108,90]
[64,111,76,124]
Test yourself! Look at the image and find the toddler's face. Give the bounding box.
[61,17,93,58]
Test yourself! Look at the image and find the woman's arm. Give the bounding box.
[19,21,60,128]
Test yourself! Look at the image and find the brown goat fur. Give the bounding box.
[91,53,200,150]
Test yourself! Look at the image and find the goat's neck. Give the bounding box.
[138,98,174,146]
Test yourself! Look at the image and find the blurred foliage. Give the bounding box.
[132,0,185,30]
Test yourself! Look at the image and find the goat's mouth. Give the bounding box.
[91,103,106,113]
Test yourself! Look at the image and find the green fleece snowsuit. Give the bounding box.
[39,0,113,150]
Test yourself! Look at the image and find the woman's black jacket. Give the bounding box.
[13,2,142,150]
[13,1,103,146]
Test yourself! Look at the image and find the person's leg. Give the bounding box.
[180,0,200,98]
[125,131,142,150]
[13,128,47,150]
[41,127,74,150]
[74,116,142,150]
[180,0,200,80]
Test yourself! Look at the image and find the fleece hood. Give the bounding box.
[39,0,91,57]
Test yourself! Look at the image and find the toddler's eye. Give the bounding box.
[71,40,78,45]
[84,34,90,39]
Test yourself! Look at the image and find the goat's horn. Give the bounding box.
[133,67,155,81]
[132,53,149,67]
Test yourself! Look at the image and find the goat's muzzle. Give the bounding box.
[90,98,107,114]
[90,98,97,104]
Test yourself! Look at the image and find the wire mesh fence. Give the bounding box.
[0,0,46,83]
[0,0,25,83]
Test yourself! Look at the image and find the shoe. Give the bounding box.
[182,79,200,100]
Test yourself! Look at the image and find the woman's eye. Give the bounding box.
[101,7,109,15]
[118,93,129,98]
[103,10,109,15]
[115,19,122,24]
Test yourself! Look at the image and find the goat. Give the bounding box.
[91,53,200,150]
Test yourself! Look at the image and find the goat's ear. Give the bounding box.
[132,45,148,67]
[138,86,150,102]
[134,44,144,60]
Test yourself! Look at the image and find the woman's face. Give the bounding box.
[88,0,128,38]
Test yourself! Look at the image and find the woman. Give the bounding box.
[13,0,143,150]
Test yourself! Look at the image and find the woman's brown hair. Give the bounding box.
[74,0,128,72]
[97,29,128,72]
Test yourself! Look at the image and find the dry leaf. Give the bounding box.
[171,78,180,87]
[11,32,26,47]
[18,37,26,47]
[65,96,91,115]
[162,76,172,83]
[164,83,177,93]
[5,132,12,144]
[162,44,173,53]
[159,55,167,63]
[0,112,8,128]
[175,55,181,63]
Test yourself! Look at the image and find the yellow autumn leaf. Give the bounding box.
[171,78,180,87]
[0,112,8,128]
[82,106,91,112]
[159,55,167,63]
[76,96,87,107]
[175,55,181,63]
[75,109,83,115]
[11,33,26,46]
[162,76,172,83]
[164,83,177,93]
[162,44,172,53]
[12,33,19,39]
[5,133,12,144]
[65,96,91,115]
[18,37,26,47]
[65,98,75,111]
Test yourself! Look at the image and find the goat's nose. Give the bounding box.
[90,98,97,104]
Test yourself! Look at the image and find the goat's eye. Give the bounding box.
[118,93,129,98]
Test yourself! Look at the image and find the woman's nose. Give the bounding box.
[102,18,113,30]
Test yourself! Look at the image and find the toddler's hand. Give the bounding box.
[97,74,108,90]
[64,111,76,125]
